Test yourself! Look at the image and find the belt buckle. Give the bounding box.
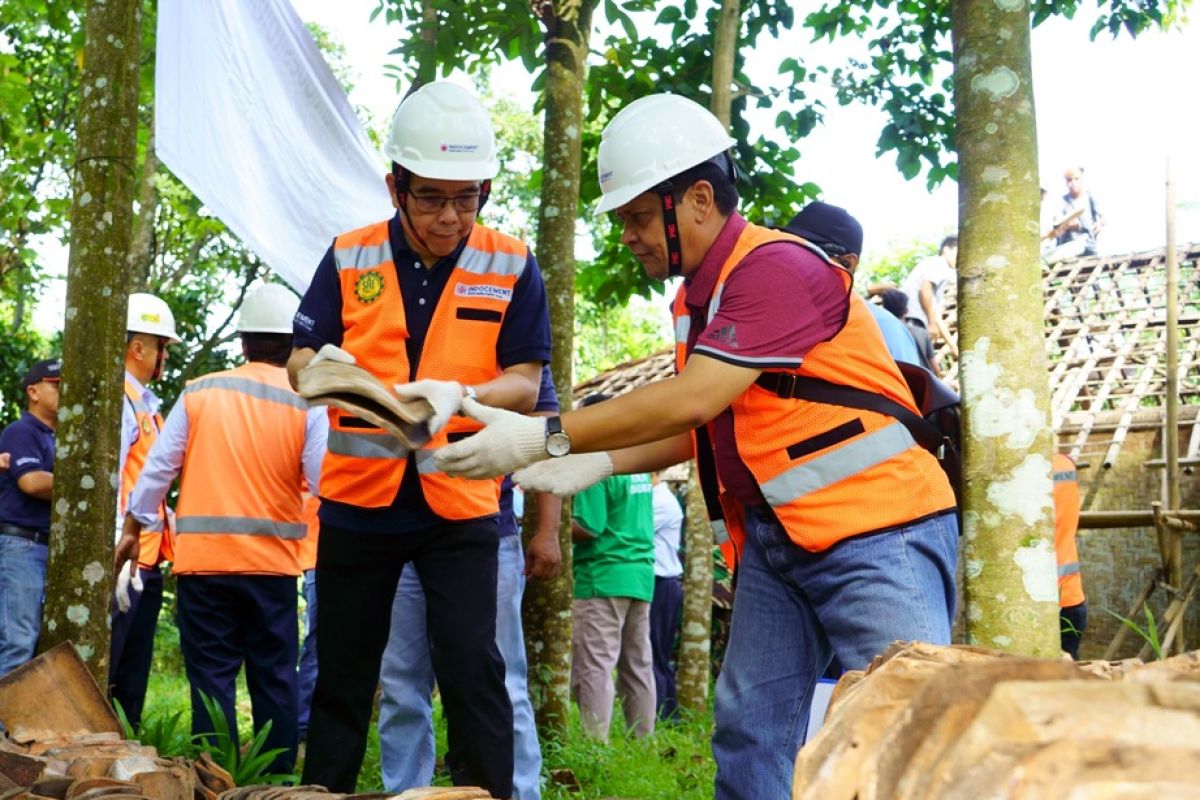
[776,373,799,398]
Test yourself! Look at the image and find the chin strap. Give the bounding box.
[654,181,683,278]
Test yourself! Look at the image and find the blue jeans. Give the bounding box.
[0,536,47,676]
[378,534,541,798]
[713,507,957,800]
[297,569,318,737]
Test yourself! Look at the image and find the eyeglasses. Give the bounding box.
[407,192,482,214]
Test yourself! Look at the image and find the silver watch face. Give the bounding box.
[546,431,571,457]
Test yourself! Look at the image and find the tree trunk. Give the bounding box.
[951,0,1060,657]
[710,0,740,128]
[128,113,159,292]
[523,0,596,740]
[39,0,142,683]
[413,0,438,92]
[675,466,713,711]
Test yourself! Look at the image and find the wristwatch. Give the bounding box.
[545,415,572,458]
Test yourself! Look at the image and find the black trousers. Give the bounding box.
[301,519,512,798]
[177,574,299,774]
[110,566,163,729]
[650,575,683,720]
[1060,601,1088,660]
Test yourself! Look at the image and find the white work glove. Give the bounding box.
[393,379,465,436]
[513,452,613,496]
[114,559,144,614]
[435,397,549,479]
[309,343,356,366]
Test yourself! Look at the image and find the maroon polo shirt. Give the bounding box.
[682,213,849,506]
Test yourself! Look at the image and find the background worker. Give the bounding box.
[1047,166,1105,262]
[111,292,181,728]
[781,202,921,368]
[296,491,320,742]
[435,93,958,800]
[286,81,551,798]
[569,393,656,741]
[1053,453,1087,658]
[649,471,684,721]
[377,364,561,799]
[897,236,958,357]
[118,284,325,773]
[0,359,60,676]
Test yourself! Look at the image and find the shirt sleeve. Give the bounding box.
[303,407,328,493]
[2,423,49,480]
[692,242,849,369]
[496,252,552,369]
[572,478,609,536]
[293,244,344,351]
[128,401,190,527]
[533,363,559,413]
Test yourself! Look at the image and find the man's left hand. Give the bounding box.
[525,527,562,580]
[434,398,548,478]
[393,379,465,435]
[115,514,142,582]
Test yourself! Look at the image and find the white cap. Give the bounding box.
[383,81,499,181]
[236,284,300,334]
[594,93,736,215]
[127,293,182,343]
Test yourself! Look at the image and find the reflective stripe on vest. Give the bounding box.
[710,518,729,545]
[319,219,517,517]
[185,376,309,410]
[1058,561,1081,577]
[175,515,307,540]
[759,422,916,507]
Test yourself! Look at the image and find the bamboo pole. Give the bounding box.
[1164,159,1184,654]
[1102,572,1158,660]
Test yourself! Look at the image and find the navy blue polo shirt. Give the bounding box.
[498,364,560,539]
[0,412,56,532]
[295,214,552,534]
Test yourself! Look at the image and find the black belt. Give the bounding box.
[0,523,49,545]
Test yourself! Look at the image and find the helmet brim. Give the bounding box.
[391,155,500,182]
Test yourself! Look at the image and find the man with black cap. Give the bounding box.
[0,358,60,675]
[782,202,921,366]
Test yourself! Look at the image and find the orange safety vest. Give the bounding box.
[297,492,320,572]
[674,222,955,557]
[121,378,172,568]
[1053,453,1085,607]
[173,362,308,576]
[319,219,527,519]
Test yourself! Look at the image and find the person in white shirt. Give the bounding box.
[899,236,958,357]
[649,472,684,720]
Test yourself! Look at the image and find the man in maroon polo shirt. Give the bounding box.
[435,93,958,800]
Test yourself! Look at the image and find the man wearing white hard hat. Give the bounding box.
[109,292,181,729]
[436,94,958,799]
[286,81,550,797]
[118,283,327,775]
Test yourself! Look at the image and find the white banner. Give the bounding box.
[155,0,392,292]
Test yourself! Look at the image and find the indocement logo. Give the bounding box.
[440,143,480,154]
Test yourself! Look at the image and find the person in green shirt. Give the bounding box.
[570,393,656,741]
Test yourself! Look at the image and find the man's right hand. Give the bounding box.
[114,514,142,583]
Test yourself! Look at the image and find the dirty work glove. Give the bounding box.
[309,343,356,366]
[114,559,144,614]
[393,379,464,436]
[435,397,548,479]
[514,452,613,497]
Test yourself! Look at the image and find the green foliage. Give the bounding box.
[1106,605,1164,660]
[115,698,198,759]
[806,0,1183,188]
[855,237,940,290]
[196,691,298,786]
[573,292,672,380]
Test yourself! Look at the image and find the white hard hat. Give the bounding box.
[594,93,736,215]
[236,284,300,334]
[383,81,499,181]
[127,293,181,343]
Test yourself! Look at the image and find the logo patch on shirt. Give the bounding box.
[15,457,39,467]
[354,271,385,304]
[454,284,512,302]
[706,324,739,349]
